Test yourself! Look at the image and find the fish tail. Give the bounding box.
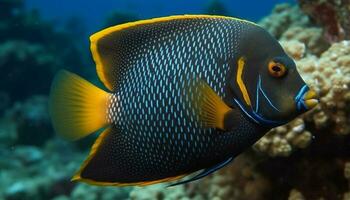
[49,70,111,140]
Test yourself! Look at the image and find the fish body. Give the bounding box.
[49,15,318,186]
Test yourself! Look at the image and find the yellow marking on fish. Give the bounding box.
[236,57,252,106]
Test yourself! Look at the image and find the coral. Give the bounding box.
[280,26,329,55]
[298,41,350,135]
[0,138,131,200]
[288,189,305,200]
[14,95,53,146]
[0,115,17,146]
[0,96,53,147]
[130,185,188,200]
[0,0,86,103]
[279,40,306,60]
[258,4,309,39]
[71,183,130,200]
[0,141,76,200]
[298,0,350,42]
[254,119,312,157]
[0,40,56,102]
[345,162,350,200]
[259,4,330,55]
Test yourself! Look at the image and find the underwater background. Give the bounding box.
[1,0,350,199]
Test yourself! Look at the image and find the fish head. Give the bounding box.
[230,25,318,127]
[254,55,318,123]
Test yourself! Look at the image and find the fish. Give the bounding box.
[48,15,319,187]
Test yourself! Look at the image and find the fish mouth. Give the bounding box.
[295,85,319,111]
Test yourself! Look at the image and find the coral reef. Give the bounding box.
[254,118,312,157]
[0,138,131,200]
[259,3,330,55]
[298,0,350,42]
[343,162,350,199]
[0,0,86,104]
[0,95,52,147]
[259,4,309,39]
[288,189,305,200]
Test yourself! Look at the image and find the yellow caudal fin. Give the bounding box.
[187,78,232,130]
[49,70,111,140]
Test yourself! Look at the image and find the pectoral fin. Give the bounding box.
[186,78,233,130]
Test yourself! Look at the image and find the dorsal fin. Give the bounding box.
[89,15,251,91]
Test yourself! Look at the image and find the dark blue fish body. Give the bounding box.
[49,15,318,186]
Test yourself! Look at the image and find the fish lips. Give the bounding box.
[295,85,319,112]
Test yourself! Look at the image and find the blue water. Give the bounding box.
[26,0,295,34]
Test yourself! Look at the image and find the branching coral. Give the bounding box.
[259,4,310,39]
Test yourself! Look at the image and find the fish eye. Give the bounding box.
[268,61,287,78]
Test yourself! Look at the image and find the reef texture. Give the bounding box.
[344,162,350,200]
[298,0,350,42]
[259,3,330,55]
[0,0,86,106]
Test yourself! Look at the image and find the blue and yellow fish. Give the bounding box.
[49,15,319,186]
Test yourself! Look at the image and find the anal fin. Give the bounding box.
[72,127,189,186]
[167,157,234,187]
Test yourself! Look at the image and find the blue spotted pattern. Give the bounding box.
[82,17,263,183]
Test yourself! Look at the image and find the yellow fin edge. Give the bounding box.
[72,127,187,186]
[90,14,257,92]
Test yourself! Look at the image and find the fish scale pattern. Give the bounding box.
[83,17,260,183]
